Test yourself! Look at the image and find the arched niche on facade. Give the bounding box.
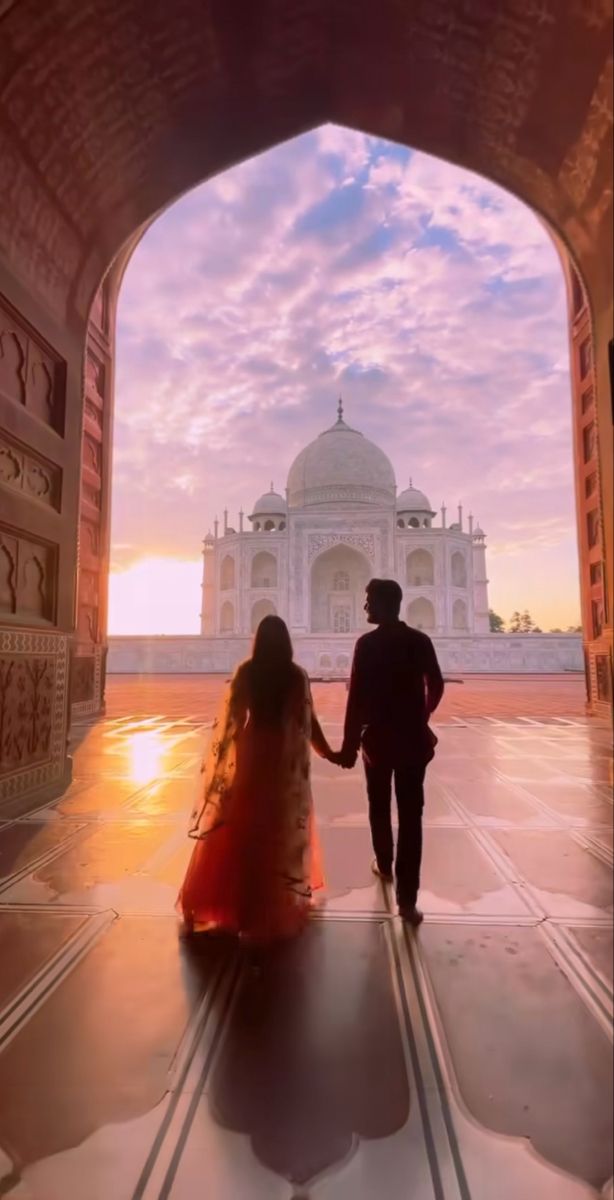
[406,549,434,587]
[251,550,277,589]
[407,597,435,631]
[310,544,370,634]
[453,598,468,630]
[251,597,277,632]
[220,600,234,632]
[220,555,235,591]
[451,551,467,588]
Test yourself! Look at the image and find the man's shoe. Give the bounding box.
[398,905,424,927]
[371,858,393,884]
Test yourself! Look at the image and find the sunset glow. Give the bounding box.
[110,126,581,634]
[108,558,202,635]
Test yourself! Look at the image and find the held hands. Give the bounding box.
[328,748,357,770]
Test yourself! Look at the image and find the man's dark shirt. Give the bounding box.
[342,621,444,765]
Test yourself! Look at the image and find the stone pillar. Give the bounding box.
[200,538,215,634]
[71,275,118,722]
[472,531,490,634]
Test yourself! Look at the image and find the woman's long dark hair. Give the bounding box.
[248,615,296,723]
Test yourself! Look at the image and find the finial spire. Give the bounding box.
[337,396,344,423]
[409,477,413,488]
[270,481,274,492]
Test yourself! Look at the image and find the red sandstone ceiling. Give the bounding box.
[0,0,611,325]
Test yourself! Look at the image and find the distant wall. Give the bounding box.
[107,634,584,676]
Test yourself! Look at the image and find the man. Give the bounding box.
[335,578,444,926]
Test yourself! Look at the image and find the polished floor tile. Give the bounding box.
[0,681,611,1199]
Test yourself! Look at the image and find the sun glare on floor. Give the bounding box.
[127,728,168,785]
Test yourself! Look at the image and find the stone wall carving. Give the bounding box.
[0,297,65,435]
[71,644,105,720]
[0,525,57,622]
[70,654,95,705]
[0,628,68,801]
[307,533,375,564]
[82,483,101,509]
[0,432,61,510]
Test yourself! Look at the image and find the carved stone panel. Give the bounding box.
[307,533,376,564]
[69,654,96,705]
[83,434,101,476]
[0,525,57,623]
[86,350,105,402]
[0,297,66,435]
[80,519,100,561]
[0,432,61,510]
[0,628,69,799]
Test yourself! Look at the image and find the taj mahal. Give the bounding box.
[200,402,489,673]
[106,403,582,676]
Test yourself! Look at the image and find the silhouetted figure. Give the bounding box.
[337,579,444,925]
[178,616,333,943]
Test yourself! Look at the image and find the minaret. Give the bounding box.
[457,503,463,531]
[441,502,447,529]
[200,533,216,634]
[472,522,490,634]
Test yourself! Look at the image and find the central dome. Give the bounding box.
[287,404,396,509]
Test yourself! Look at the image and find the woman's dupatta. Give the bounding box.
[188,671,246,839]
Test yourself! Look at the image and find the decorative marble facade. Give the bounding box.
[200,406,491,643]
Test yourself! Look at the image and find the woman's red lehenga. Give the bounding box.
[177,668,325,944]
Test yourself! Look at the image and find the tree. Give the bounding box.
[509,611,522,633]
[509,610,540,633]
[489,609,505,632]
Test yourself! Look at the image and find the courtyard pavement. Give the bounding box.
[0,675,611,1199]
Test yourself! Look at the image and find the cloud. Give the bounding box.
[111,124,580,632]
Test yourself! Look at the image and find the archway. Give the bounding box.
[407,597,435,631]
[220,600,234,633]
[310,545,371,634]
[220,555,235,591]
[0,3,609,810]
[251,598,277,632]
[406,549,434,587]
[453,598,468,631]
[251,551,278,589]
[450,551,468,589]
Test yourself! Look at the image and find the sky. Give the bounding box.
[109,124,580,635]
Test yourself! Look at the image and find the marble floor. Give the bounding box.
[0,684,612,1199]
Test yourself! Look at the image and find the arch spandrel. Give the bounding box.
[0,1,610,323]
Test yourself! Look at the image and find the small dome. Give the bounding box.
[286,400,396,509]
[250,484,287,517]
[397,481,434,514]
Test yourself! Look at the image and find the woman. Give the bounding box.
[177,616,333,943]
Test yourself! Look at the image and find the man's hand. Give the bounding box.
[328,748,356,768]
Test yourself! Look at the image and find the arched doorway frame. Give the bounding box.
[309,542,372,634]
[0,7,610,809]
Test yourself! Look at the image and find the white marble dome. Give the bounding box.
[286,406,396,509]
[251,486,286,516]
[396,482,434,514]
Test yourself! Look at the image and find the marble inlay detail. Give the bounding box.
[0,628,68,800]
